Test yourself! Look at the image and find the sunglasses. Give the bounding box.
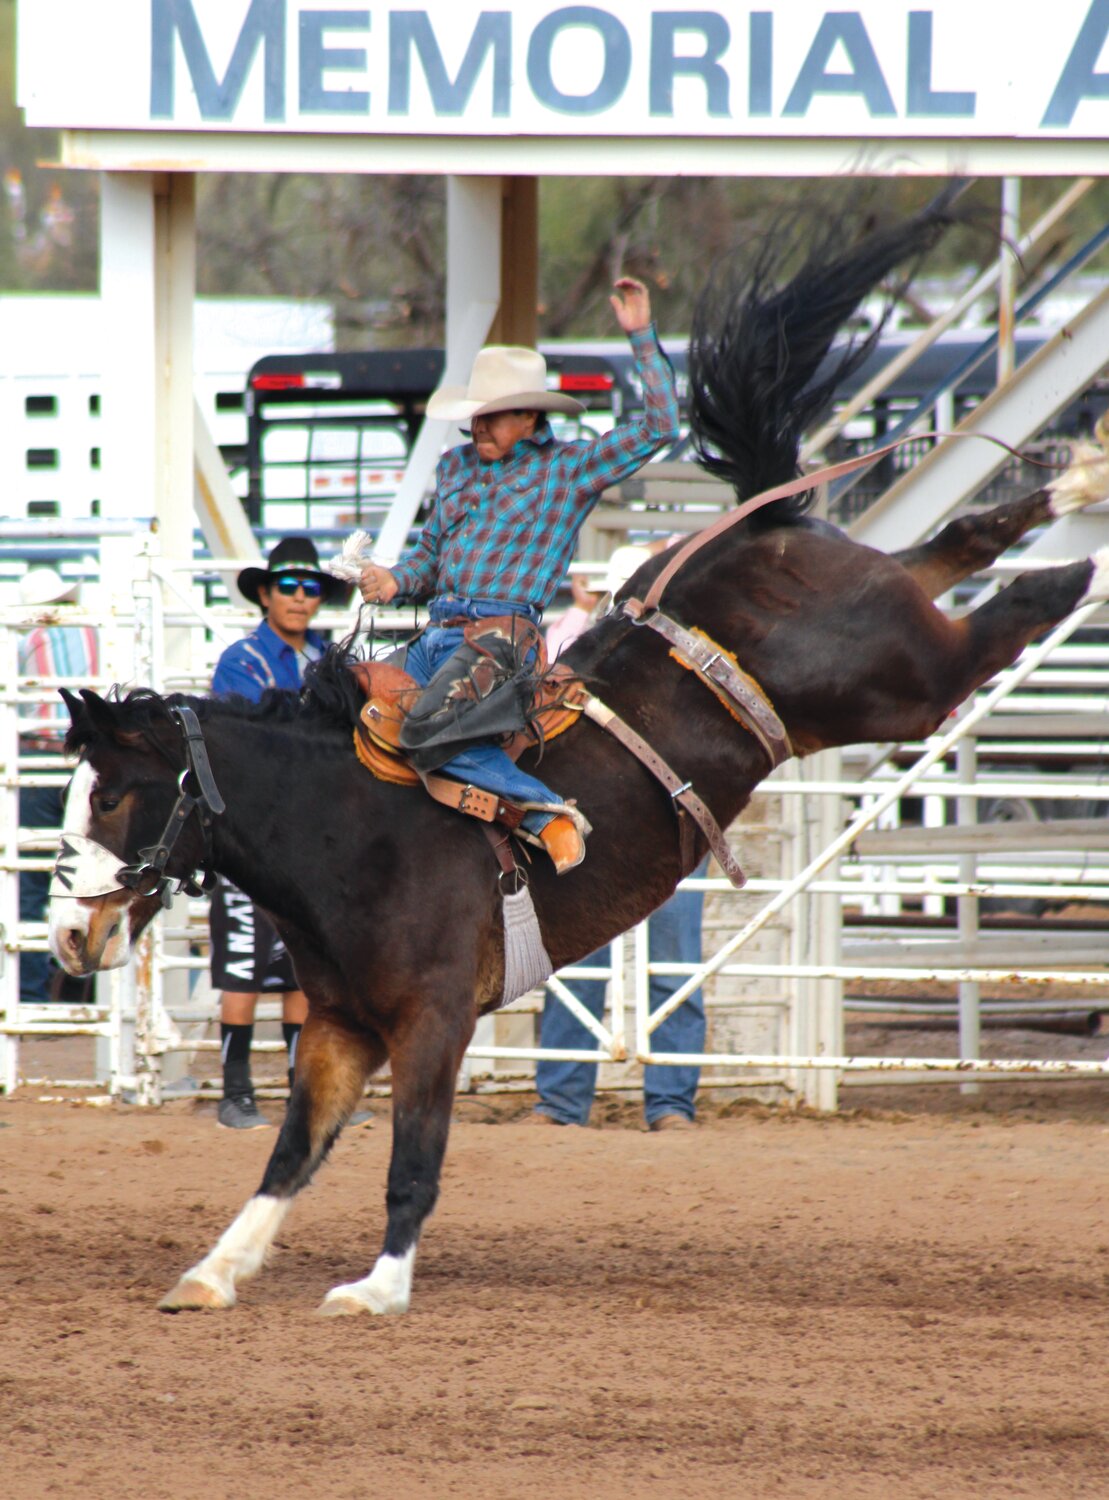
[273,574,323,598]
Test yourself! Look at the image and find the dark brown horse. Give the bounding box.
[48,204,1109,1316]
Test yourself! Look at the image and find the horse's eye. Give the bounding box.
[96,795,121,814]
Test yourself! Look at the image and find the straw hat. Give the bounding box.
[19,567,79,606]
[236,536,351,607]
[427,346,584,422]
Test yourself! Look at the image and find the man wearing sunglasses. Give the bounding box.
[208,538,350,1128]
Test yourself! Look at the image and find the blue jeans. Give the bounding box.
[406,598,558,829]
[535,860,708,1125]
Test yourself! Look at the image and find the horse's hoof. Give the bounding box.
[316,1294,367,1318]
[316,1286,407,1317]
[158,1277,233,1312]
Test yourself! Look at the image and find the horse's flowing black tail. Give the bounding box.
[688,183,968,520]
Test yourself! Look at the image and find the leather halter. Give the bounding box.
[116,706,226,908]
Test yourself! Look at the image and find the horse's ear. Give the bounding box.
[59,687,88,730]
[77,688,121,739]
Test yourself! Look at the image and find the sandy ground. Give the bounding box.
[4,1076,1109,1500]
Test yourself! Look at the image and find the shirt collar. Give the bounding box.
[256,618,322,657]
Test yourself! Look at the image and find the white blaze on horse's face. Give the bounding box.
[48,761,133,975]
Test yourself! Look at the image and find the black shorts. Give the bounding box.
[209,878,297,994]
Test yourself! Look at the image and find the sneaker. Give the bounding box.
[217,1093,272,1130]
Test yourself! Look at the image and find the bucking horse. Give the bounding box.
[47,196,1109,1315]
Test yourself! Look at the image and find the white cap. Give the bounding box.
[19,568,79,606]
[584,544,653,595]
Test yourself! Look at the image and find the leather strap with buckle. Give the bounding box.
[575,691,746,888]
[621,599,791,769]
[419,772,527,828]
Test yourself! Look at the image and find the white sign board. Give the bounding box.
[17,0,1109,140]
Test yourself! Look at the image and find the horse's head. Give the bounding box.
[49,689,221,975]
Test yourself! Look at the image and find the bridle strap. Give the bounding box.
[174,705,226,815]
[116,705,225,906]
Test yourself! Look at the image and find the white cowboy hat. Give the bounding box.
[426,346,585,422]
[19,567,79,606]
[584,544,653,595]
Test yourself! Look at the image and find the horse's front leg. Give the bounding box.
[159,1013,382,1312]
[319,1000,475,1318]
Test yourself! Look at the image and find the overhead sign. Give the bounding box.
[17,0,1109,139]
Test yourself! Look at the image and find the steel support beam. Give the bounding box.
[851,280,1109,553]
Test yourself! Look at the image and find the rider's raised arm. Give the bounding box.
[560,321,680,507]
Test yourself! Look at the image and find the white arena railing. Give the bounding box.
[3,531,1109,1107]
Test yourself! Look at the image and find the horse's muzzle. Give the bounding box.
[50,891,133,974]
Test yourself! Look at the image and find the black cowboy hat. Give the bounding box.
[236,536,351,607]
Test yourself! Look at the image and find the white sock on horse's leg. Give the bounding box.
[159,1194,290,1311]
[317,1246,417,1317]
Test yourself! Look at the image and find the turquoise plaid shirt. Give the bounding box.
[391,325,679,611]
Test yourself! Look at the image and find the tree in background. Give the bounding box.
[0,0,97,290]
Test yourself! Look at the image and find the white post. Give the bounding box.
[998,177,1021,385]
[99,172,158,521]
[957,737,981,1094]
[373,175,502,564]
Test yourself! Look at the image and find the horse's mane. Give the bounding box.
[64,651,368,757]
[688,182,968,525]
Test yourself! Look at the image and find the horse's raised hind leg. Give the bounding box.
[938,550,1109,709]
[159,1013,382,1312]
[318,1002,475,1318]
[892,490,1053,600]
[893,444,1109,602]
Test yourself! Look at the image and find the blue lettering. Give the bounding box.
[151,0,286,122]
[650,12,730,117]
[906,12,974,117]
[389,11,511,116]
[527,6,631,115]
[783,12,896,118]
[1042,0,1109,126]
[299,11,370,115]
[749,11,772,117]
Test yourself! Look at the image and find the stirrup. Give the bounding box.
[538,814,586,875]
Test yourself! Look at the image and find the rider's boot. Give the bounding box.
[538,814,586,874]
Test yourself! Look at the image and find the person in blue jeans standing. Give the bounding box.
[532,546,709,1130]
[531,859,709,1131]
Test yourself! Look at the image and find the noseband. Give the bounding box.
[51,705,226,910]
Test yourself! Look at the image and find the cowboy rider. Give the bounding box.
[358,277,679,873]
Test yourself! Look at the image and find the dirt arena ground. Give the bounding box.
[4,1073,1109,1500]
